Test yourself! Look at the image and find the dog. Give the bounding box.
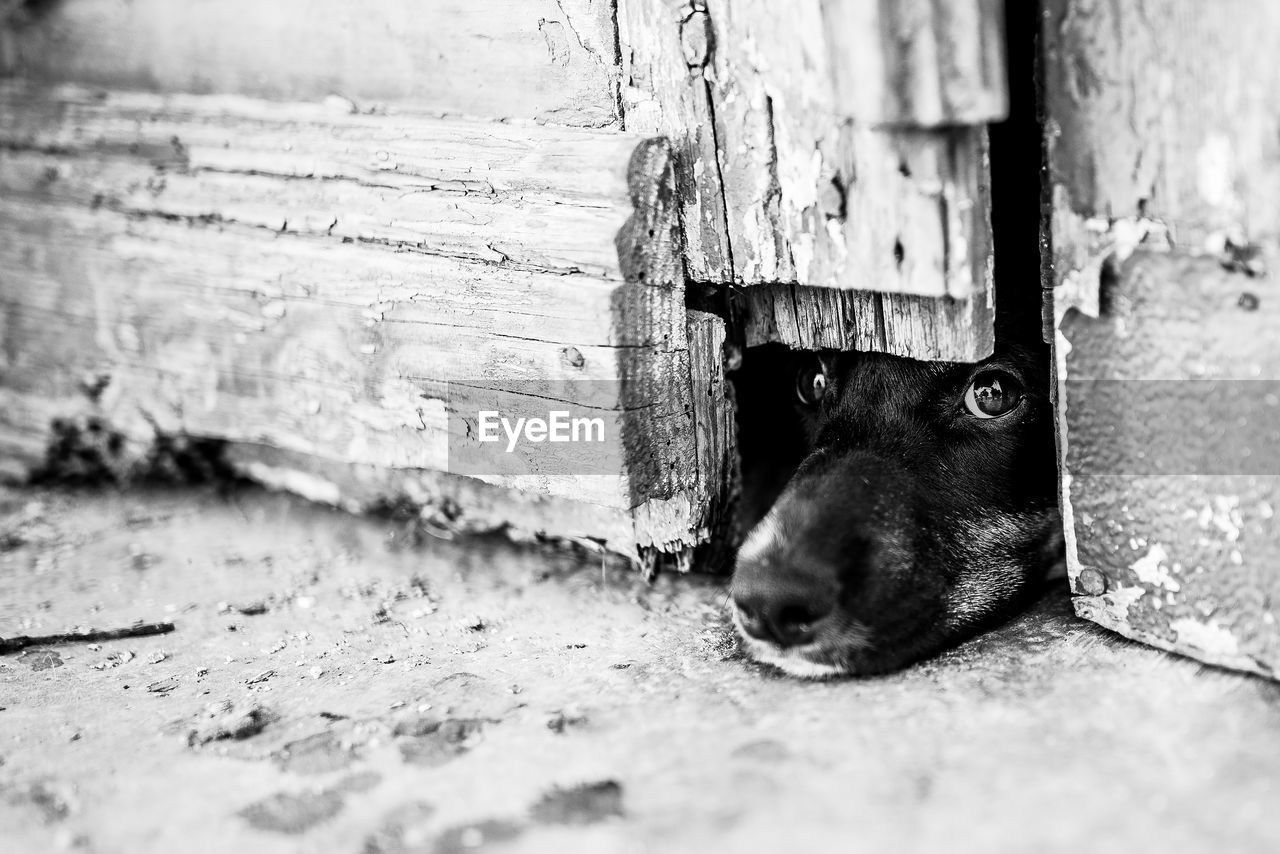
[728,326,1061,678]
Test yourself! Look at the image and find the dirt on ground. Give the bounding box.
[1,484,1278,854]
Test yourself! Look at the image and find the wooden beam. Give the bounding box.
[0,0,621,127]
[737,284,994,361]
[0,85,638,279]
[1044,0,1280,283]
[0,87,712,557]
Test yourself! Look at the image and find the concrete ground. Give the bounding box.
[1,484,1278,854]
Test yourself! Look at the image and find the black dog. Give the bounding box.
[729,330,1061,678]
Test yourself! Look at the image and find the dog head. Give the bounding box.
[730,345,1061,678]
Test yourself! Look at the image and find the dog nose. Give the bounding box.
[733,591,832,648]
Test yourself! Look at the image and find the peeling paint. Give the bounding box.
[1129,544,1179,592]
[1073,585,1145,627]
[1170,617,1240,658]
[1197,495,1243,542]
[1055,330,1084,593]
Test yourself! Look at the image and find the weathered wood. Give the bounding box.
[617,0,733,282]
[701,0,994,297]
[228,445,643,553]
[0,0,621,127]
[0,204,646,509]
[0,87,723,560]
[1043,0,1280,289]
[1044,0,1280,677]
[619,0,1002,361]
[822,0,1008,127]
[0,85,638,279]
[737,284,994,361]
[642,0,993,361]
[612,138,713,554]
[685,309,740,570]
[1056,252,1280,680]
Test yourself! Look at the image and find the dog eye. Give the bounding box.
[795,360,827,406]
[963,370,1023,419]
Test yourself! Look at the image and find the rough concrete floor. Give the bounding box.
[1,484,1278,854]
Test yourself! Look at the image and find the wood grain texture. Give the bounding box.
[736,285,994,361]
[0,87,718,558]
[612,137,717,554]
[0,0,621,127]
[664,0,997,361]
[0,85,638,279]
[822,0,1008,127]
[684,309,740,571]
[1043,0,1280,261]
[702,0,995,297]
[618,0,733,282]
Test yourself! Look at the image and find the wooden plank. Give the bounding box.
[0,0,620,127]
[737,284,994,361]
[641,0,994,362]
[822,0,1008,127]
[1043,0,1280,676]
[617,0,734,282]
[684,310,739,572]
[0,399,642,555]
[225,444,640,552]
[0,87,698,521]
[619,1,998,361]
[1043,0,1280,274]
[701,0,994,298]
[0,87,726,562]
[1057,252,1280,680]
[0,202,649,510]
[0,84,639,279]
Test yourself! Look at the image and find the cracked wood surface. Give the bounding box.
[1044,0,1280,262]
[0,85,637,279]
[1043,0,1280,677]
[619,0,998,361]
[618,0,733,283]
[0,0,621,127]
[701,0,995,300]
[0,85,712,557]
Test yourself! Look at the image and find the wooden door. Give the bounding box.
[1043,0,1280,678]
[623,0,1008,360]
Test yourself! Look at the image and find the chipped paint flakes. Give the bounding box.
[1130,543,1180,592]
[1197,495,1243,541]
[1074,584,1145,621]
[1170,617,1240,657]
